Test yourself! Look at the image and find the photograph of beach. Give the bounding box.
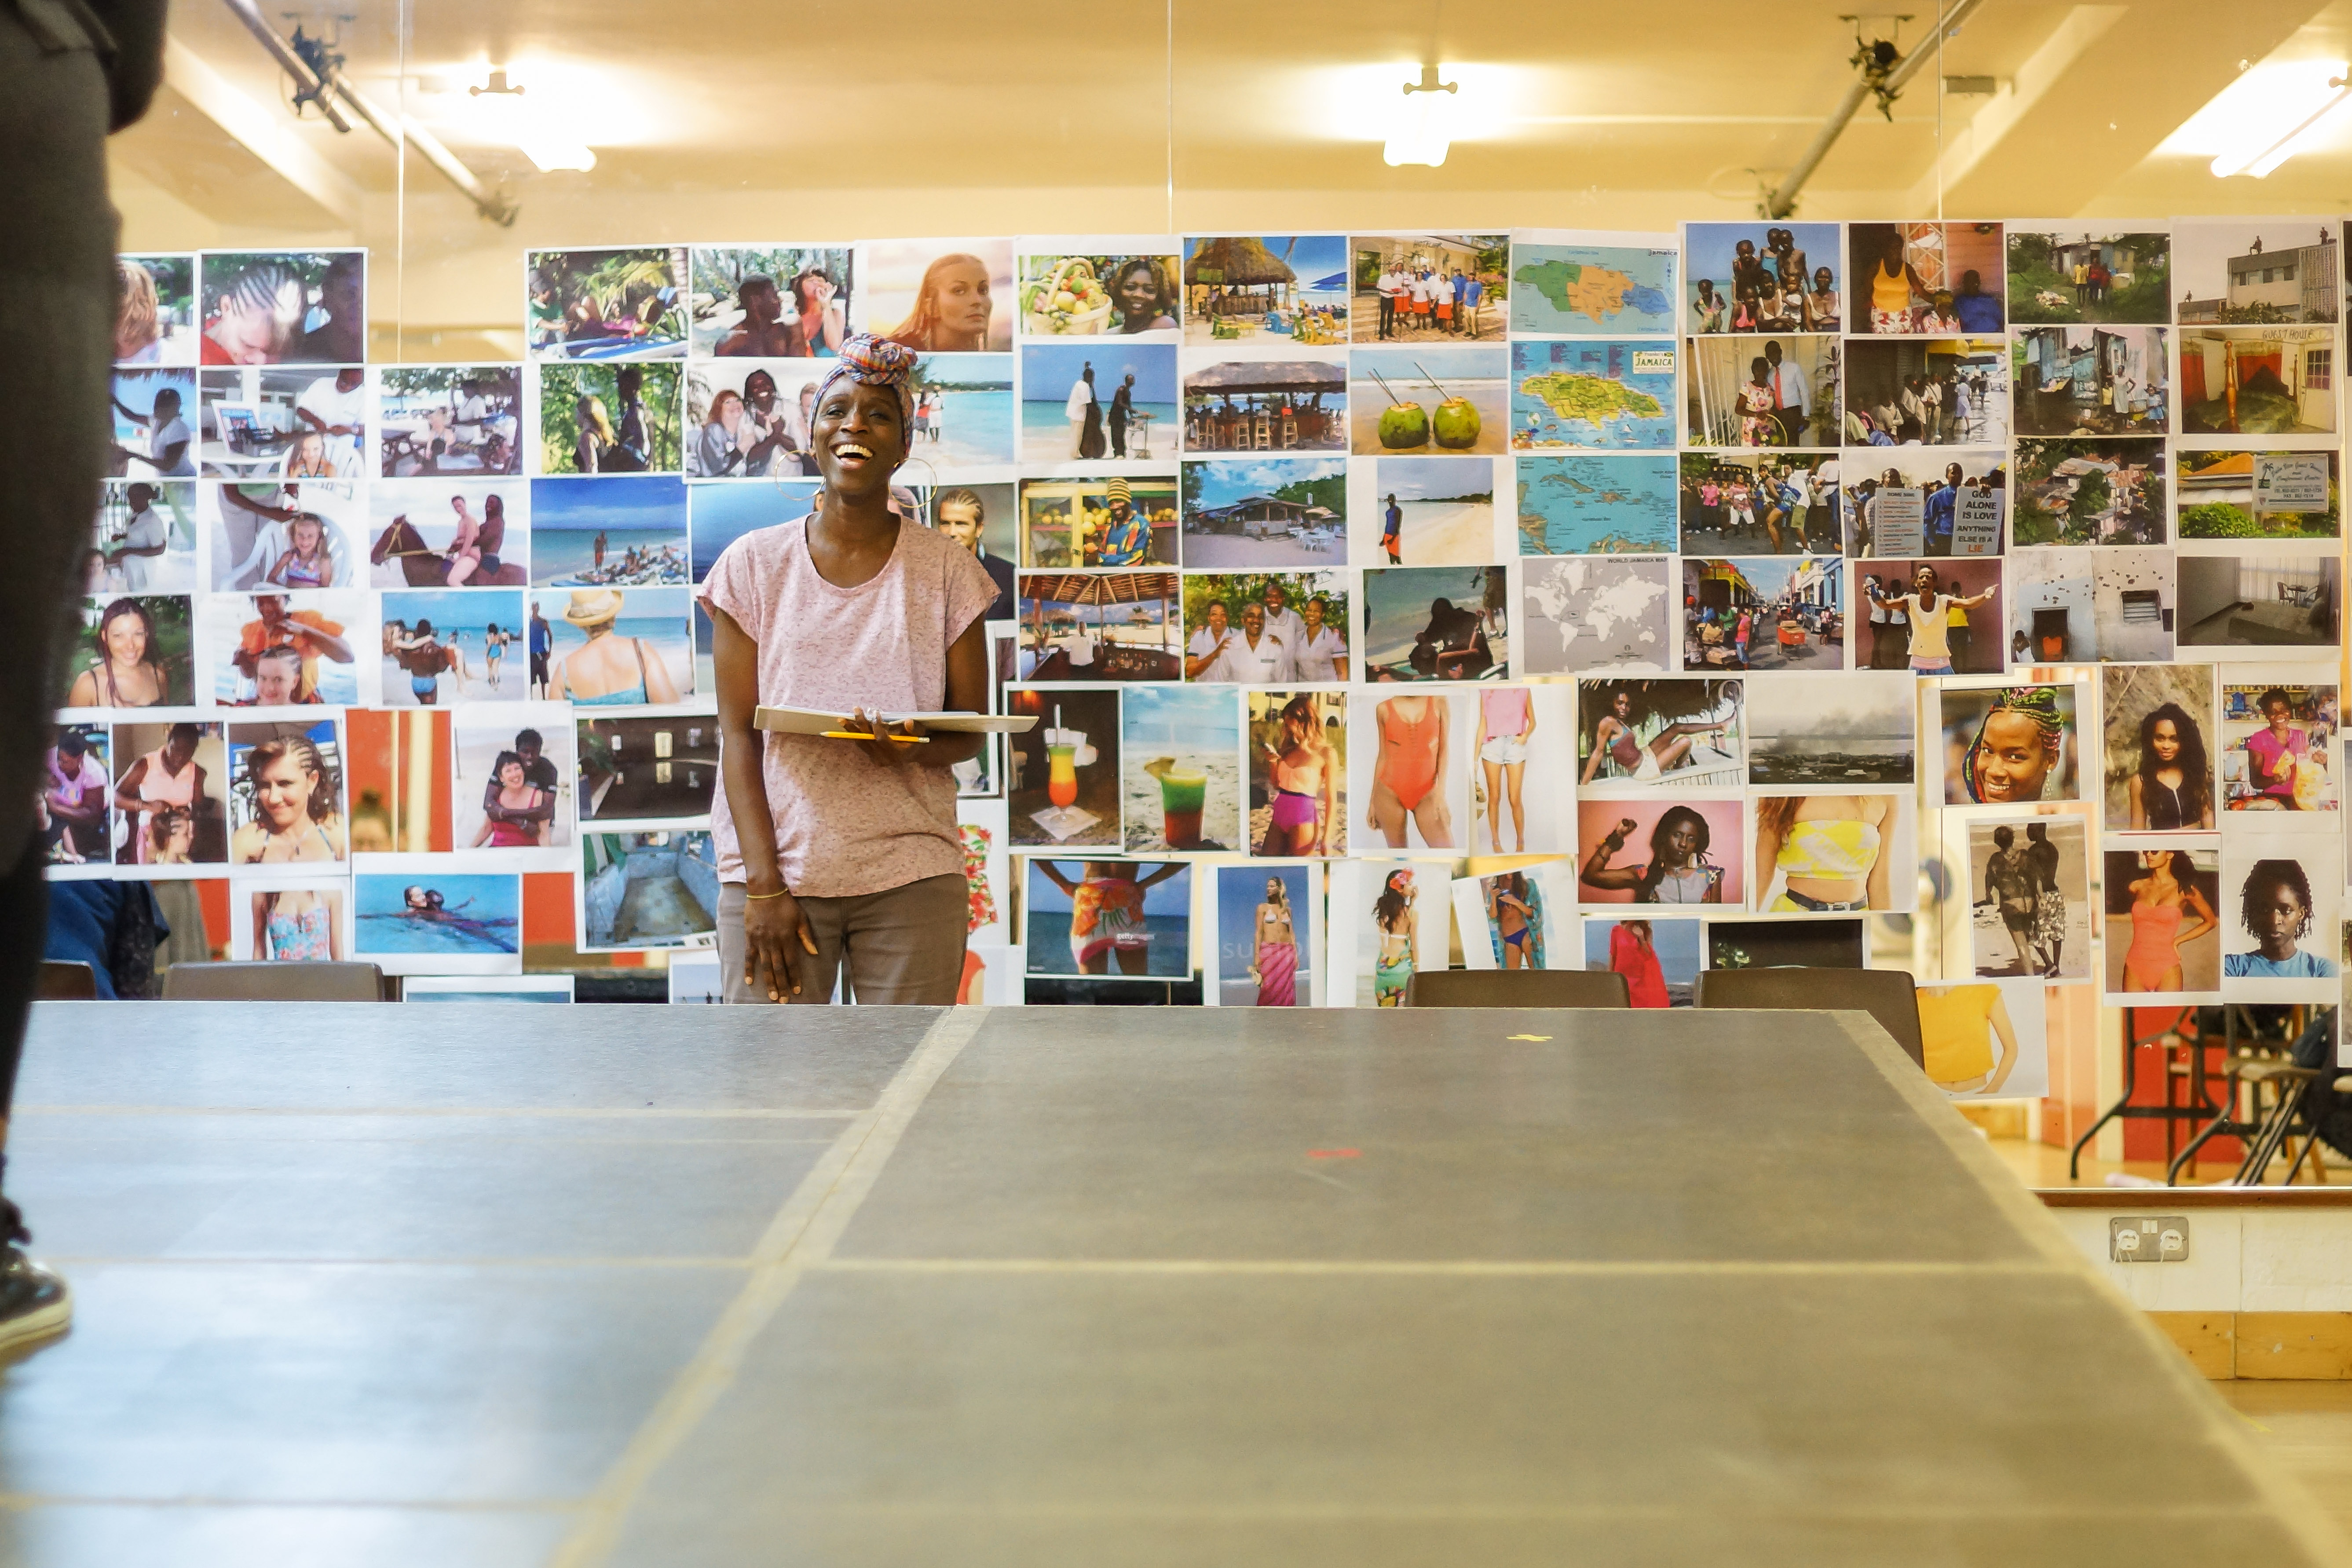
[530,475,688,587]
[533,586,695,704]
[1180,457,1345,569]
[911,353,1016,471]
[1215,863,1313,1006]
[1361,564,1507,681]
[1022,859,1193,978]
[1020,341,1177,464]
[1349,345,1507,457]
[368,478,528,589]
[1183,234,1350,347]
[380,589,526,707]
[1120,684,1242,855]
[1364,456,1499,565]
[689,479,819,581]
[198,590,365,707]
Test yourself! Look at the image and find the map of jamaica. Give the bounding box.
[1510,243,1676,335]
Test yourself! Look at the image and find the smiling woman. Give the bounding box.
[699,334,1000,1006]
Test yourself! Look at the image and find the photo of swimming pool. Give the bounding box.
[353,873,520,955]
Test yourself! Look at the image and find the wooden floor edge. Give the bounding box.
[2151,1311,2352,1380]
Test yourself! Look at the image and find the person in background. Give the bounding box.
[1461,270,1484,339]
[41,732,106,861]
[294,366,364,475]
[705,335,996,1004]
[1609,918,1671,1008]
[1952,269,2003,333]
[108,382,190,477]
[931,486,1014,621]
[527,602,553,698]
[106,481,169,590]
[716,275,795,358]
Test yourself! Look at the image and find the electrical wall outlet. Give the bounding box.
[2109,1215,2190,1263]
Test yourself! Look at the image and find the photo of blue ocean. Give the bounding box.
[353,874,520,954]
[691,482,817,579]
[914,352,1016,469]
[1022,861,1192,978]
[1019,341,1179,462]
[1217,863,1310,1006]
[530,475,689,586]
[536,587,694,698]
[380,589,525,705]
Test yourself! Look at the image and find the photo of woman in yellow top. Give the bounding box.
[1918,983,2020,1095]
[1751,793,1896,913]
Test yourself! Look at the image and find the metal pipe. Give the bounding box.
[326,68,519,227]
[215,0,349,132]
[215,0,518,226]
[1763,0,1987,219]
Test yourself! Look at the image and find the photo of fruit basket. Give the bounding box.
[1022,256,1116,336]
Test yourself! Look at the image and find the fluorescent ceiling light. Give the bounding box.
[2162,58,2352,178]
[453,63,601,172]
[2211,74,2350,177]
[517,136,596,173]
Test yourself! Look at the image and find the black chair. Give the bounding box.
[34,961,96,1001]
[1403,969,1631,1008]
[1694,967,1924,1069]
[161,961,387,1001]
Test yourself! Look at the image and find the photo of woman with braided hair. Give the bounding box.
[227,720,345,865]
[1941,681,2081,805]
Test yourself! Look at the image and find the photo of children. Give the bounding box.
[1248,689,1346,857]
[210,478,362,591]
[1584,916,1700,1006]
[1966,817,2090,982]
[1352,233,1505,342]
[2012,326,2167,435]
[1455,862,1573,970]
[198,365,366,479]
[690,245,852,358]
[1918,980,2045,1100]
[369,479,529,589]
[1005,687,1121,848]
[2222,841,2341,994]
[2006,231,2169,325]
[2011,439,2165,546]
[199,249,364,365]
[90,480,194,594]
[1745,669,1914,786]
[200,590,361,707]
[1214,863,1313,1007]
[1120,684,1242,854]
[381,589,526,707]
[1576,797,1743,906]
[1939,682,2082,805]
[536,363,683,476]
[115,253,194,365]
[534,586,692,705]
[577,713,717,823]
[578,831,717,951]
[1681,556,1843,672]
[531,475,687,587]
[227,719,345,866]
[2179,555,2340,654]
[1021,341,1177,463]
[1349,346,1509,455]
[1578,677,1742,791]
[1677,453,1842,556]
[1181,457,1345,568]
[62,596,192,709]
[454,711,575,852]
[1846,223,2005,335]
[526,247,688,361]
[1752,793,1912,914]
[2102,844,2221,996]
[109,368,194,478]
[375,365,521,477]
[861,239,1014,352]
[1024,859,1192,978]
[2101,664,2217,830]
[1684,223,1840,333]
[1018,251,1180,336]
[354,869,522,973]
[1843,337,2008,446]
[1019,477,1178,568]
[1181,571,1350,683]
[1185,234,1350,346]
[238,880,347,963]
[2178,450,2339,541]
[2177,325,2340,436]
[42,726,109,866]
[1682,335,1835,447]
[1361,565,1507,681]
[2220,679,2337,815]
[2173,222,2337,325]
[110,721,228,868]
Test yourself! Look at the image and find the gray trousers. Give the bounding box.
[717,875,969,1005]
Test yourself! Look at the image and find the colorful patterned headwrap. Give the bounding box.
[1963,685,2065,803]
[810,334,920,450]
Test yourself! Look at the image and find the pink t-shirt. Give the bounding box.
[1481,686,1530,740]
[698,515,997,898]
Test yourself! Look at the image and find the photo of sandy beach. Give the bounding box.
[1364,457,1497,565]
[1349,345,1508,456]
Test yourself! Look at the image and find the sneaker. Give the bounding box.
[0,1247,70,1353]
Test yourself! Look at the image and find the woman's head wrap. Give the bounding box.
[810,334,920,448]
[1963,686,2064,802]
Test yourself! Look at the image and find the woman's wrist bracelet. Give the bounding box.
[744,887,789,902]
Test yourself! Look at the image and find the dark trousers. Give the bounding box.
[1377,295,1394,337]
[0,7,119,1220]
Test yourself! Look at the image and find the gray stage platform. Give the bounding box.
[0,1003,2341,1565]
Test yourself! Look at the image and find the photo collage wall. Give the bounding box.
[74,225,2347,1064]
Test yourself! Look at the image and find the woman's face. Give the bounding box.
[811,381,907,491]
[716,395,743,432]
[2257,881,2308,954]
[1613,691,1633,719]
[1303,601,1324,633]
[1117,267,1160,321]
[1663,819,1700,861]
[256,753,309,829]
[930,260,994,340]
[1972,712,2049,804]
[2149,718,2181,763]
[2266,699,2292,733]
[103,613,147,666]
[405,887,430,910]
[1814,267,1833,290]
[1266,878,1281,900]
[499,758,525,789]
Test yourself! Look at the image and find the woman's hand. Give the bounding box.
[846,709,925,769]
[743,887,819,1000]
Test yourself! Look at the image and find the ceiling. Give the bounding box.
[108,0,2352,356]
